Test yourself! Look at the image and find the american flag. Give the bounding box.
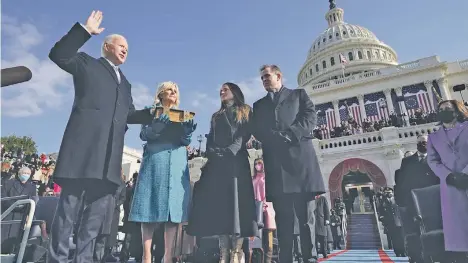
[316,113,331,139]
[339,103,362,125]
[316,103,336,128]
[316,103,336,138]
[326,109,337,128]
[403,85,433,115]
[316,109,332,139]
[364,92,389,122]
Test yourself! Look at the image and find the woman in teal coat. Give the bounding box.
[129,81,197,263]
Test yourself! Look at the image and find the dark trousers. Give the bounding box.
[93,234,109,263]
[120,231,142,263]
[273,194,317,263]
[332,235,341,250]
[293,234,302,261]
[398,206,422,261]
[315,235,327,257]
[47,179,116,263]
[152,227,165,263]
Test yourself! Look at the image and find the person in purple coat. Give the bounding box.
[427,99,468,256]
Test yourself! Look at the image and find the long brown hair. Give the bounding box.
[121,169,126,183]
[438,100,468,122]
[214,82,250,124]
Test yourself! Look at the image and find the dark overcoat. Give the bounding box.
[330,214,342,237]
[49,23,152,186]
[314,195,330,237]
[252,87,325,201]
[187,107,257,237]
[395,153,439,211]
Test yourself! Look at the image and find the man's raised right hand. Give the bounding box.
[85,10,105,35]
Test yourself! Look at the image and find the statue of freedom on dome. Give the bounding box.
[329,0,337,9]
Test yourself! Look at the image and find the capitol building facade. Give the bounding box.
[122,3,468,207]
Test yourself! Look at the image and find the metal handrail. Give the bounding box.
[372,199,384,249]
[1,199,36,263]
[341,209,347,245]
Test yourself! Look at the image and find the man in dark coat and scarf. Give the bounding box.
[252,64,326,263]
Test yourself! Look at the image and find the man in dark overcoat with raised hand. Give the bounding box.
[252,64,325,263]
[47,10,152,263]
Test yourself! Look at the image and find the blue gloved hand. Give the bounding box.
[151,114,170,133]
[182,119,197,135]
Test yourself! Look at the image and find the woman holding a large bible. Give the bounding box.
[129,81,197,263]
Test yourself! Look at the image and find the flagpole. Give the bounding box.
[341,64,345,78]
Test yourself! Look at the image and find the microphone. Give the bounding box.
[1,66,33,87]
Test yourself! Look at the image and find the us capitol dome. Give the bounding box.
[298,1,398,86]
[123,0,467,229]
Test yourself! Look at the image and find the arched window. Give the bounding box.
[367,50,371,60]
[333,14,336,22]
[322,61,327,69]
[331,57,335,66]
[358,51,363,59]
[309,68,313,76]
[348,52,354,61]
[316,64,319,72]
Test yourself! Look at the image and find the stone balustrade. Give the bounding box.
[187,123,440,178]
[459,59,468,69]
[318,123,439,153]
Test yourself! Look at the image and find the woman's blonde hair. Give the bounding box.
[154,81,180,108]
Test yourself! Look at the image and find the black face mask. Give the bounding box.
[438,110,456,123]
[417,143,427,153]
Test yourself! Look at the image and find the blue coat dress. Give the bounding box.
[129,117,192,223]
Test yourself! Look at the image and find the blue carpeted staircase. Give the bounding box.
[346,214,381,250]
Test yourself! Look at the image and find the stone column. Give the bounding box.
[395,86,409,125]
[423,80,436,111]
[436,77,452,100]
[332,100,341,126]
[357,94,367,121]
[383,88,395,114]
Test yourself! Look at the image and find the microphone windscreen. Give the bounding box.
[1,66,33,87]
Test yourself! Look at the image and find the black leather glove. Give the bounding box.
[271,130,295,143]
[220,148,233,157]
[447,172,468,189]
[213,147,233,158]
[206,147,217,159]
